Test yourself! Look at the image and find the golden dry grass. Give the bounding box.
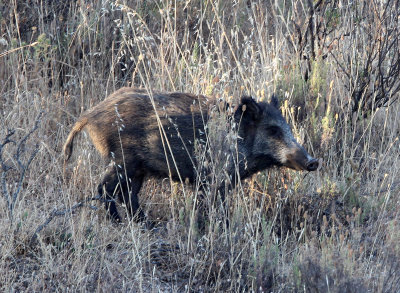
[1,1,400,292]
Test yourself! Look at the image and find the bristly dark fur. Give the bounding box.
[63,87,318,222]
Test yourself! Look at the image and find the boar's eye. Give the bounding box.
[266,126,281,137]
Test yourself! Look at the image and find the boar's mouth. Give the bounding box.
[283,147,319,172]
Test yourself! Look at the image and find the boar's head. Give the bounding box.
[235,95,319,175]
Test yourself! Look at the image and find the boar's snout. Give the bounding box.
[283,143,319,172]
[306,158,319,171]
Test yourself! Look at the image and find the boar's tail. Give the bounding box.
[63,117,89,162]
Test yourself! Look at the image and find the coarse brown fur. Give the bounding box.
[64,87,209,183]
[64,87,318,222]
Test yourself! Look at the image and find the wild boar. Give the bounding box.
[63,87,319,222]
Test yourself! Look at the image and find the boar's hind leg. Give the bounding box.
[98,167,123,222]
[98,165,146,223]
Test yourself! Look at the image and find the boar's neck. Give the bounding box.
[249,154,279,173]
[236,130,280,180]
[236,153,279,180]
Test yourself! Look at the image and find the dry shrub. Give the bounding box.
[0,0,399,291]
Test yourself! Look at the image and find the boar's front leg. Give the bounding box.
[123,174,145,222]
[215,160,243,227]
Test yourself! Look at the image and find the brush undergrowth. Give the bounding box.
[1,1,399,292]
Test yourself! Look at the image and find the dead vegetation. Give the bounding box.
[1,0,400,291]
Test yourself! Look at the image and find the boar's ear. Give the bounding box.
[270,94,279,109]
[235,96,262,122]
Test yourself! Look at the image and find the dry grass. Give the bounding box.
[1,0,400,292]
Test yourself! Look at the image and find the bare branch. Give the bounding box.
[30,195,110,245]
[0,112,43,221]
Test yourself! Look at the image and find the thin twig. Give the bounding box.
[360,180,400,197]
[30,194,113,245]
[0,113,43,220]
[12,112,43,214]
